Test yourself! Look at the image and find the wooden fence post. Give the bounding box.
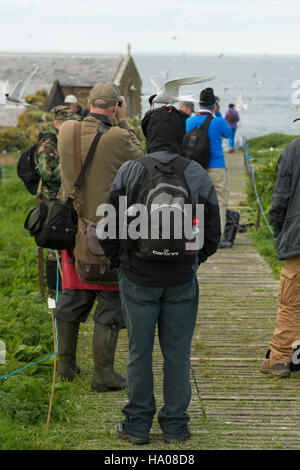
[256,198,263,231]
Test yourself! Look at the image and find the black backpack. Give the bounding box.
[181,115,213,168]
[23,122,106,252]
[24,198,78,250]
[128,156,195,262]
[17,132,57,195]
[224,209,240,247]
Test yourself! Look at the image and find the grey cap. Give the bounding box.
[180,101,195,112]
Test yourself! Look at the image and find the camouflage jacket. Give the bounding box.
[34,125,61,201]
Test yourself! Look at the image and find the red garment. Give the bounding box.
[61,249,119,291]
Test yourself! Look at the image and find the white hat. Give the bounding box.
[64,94,78,104]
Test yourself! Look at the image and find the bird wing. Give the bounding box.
[150,70,169,91]
[10,67,38,100]
[164,75,216,97]
[236,93,248,111]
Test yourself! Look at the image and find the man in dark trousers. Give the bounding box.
[54,82,144,391]
[100,106,221,444]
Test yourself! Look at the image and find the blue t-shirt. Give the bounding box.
[186,113,232,168]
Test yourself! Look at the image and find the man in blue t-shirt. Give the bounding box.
[186,88,232,248]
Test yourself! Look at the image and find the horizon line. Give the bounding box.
[0,50,300,58]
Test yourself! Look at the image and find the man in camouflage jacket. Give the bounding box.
[35,105,77,201]
[34,105,77,297]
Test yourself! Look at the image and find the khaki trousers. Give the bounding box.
[269,256,300,363]
[206,167,229,236]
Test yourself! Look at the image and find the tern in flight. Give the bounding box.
[149,70,216,106]
[236,93,248,111]
[5,67,38,107]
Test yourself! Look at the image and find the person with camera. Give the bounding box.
[186,88,232,249]
[54,82,144,391]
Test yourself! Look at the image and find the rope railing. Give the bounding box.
[0,248,60,381]
[242,137,274,236]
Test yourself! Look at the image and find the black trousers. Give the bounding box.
[54,289,125,329]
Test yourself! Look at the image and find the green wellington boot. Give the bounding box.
[56,318,81,381]
[91,322,126,393]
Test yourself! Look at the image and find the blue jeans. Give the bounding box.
[229,128,237,149]
[118,271,199,438]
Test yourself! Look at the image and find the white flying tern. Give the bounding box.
[150,70,216,106]
[5,67,38,107]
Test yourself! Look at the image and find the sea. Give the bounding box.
[2,53,300,142]
[134,54,300,141]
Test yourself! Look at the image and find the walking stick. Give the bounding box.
[46,297,57,434]
[45,251,62,434]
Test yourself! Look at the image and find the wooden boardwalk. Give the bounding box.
[75,150,300,450]
[189,150,300,449]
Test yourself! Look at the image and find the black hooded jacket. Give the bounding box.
[99,106,221,287]
[269,136,300,259]
[142,106,187,154]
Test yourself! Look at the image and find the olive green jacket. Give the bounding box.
[57,114,144,221]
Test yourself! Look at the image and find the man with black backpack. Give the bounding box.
[184,88,232,248]
[100,106,221,445]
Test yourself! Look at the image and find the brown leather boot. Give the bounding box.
[91,322,126,393]
[260,358,290,378]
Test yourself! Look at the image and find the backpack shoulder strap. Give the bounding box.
[72,121,83,181]
[72,121,110,192]
[200,114,214,131]
[137,155,157,173]
[170,156,192,173]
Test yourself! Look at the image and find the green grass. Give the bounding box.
[0,162,83,449]
[247,133,298,167]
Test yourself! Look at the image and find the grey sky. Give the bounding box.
[0,0,299,55]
